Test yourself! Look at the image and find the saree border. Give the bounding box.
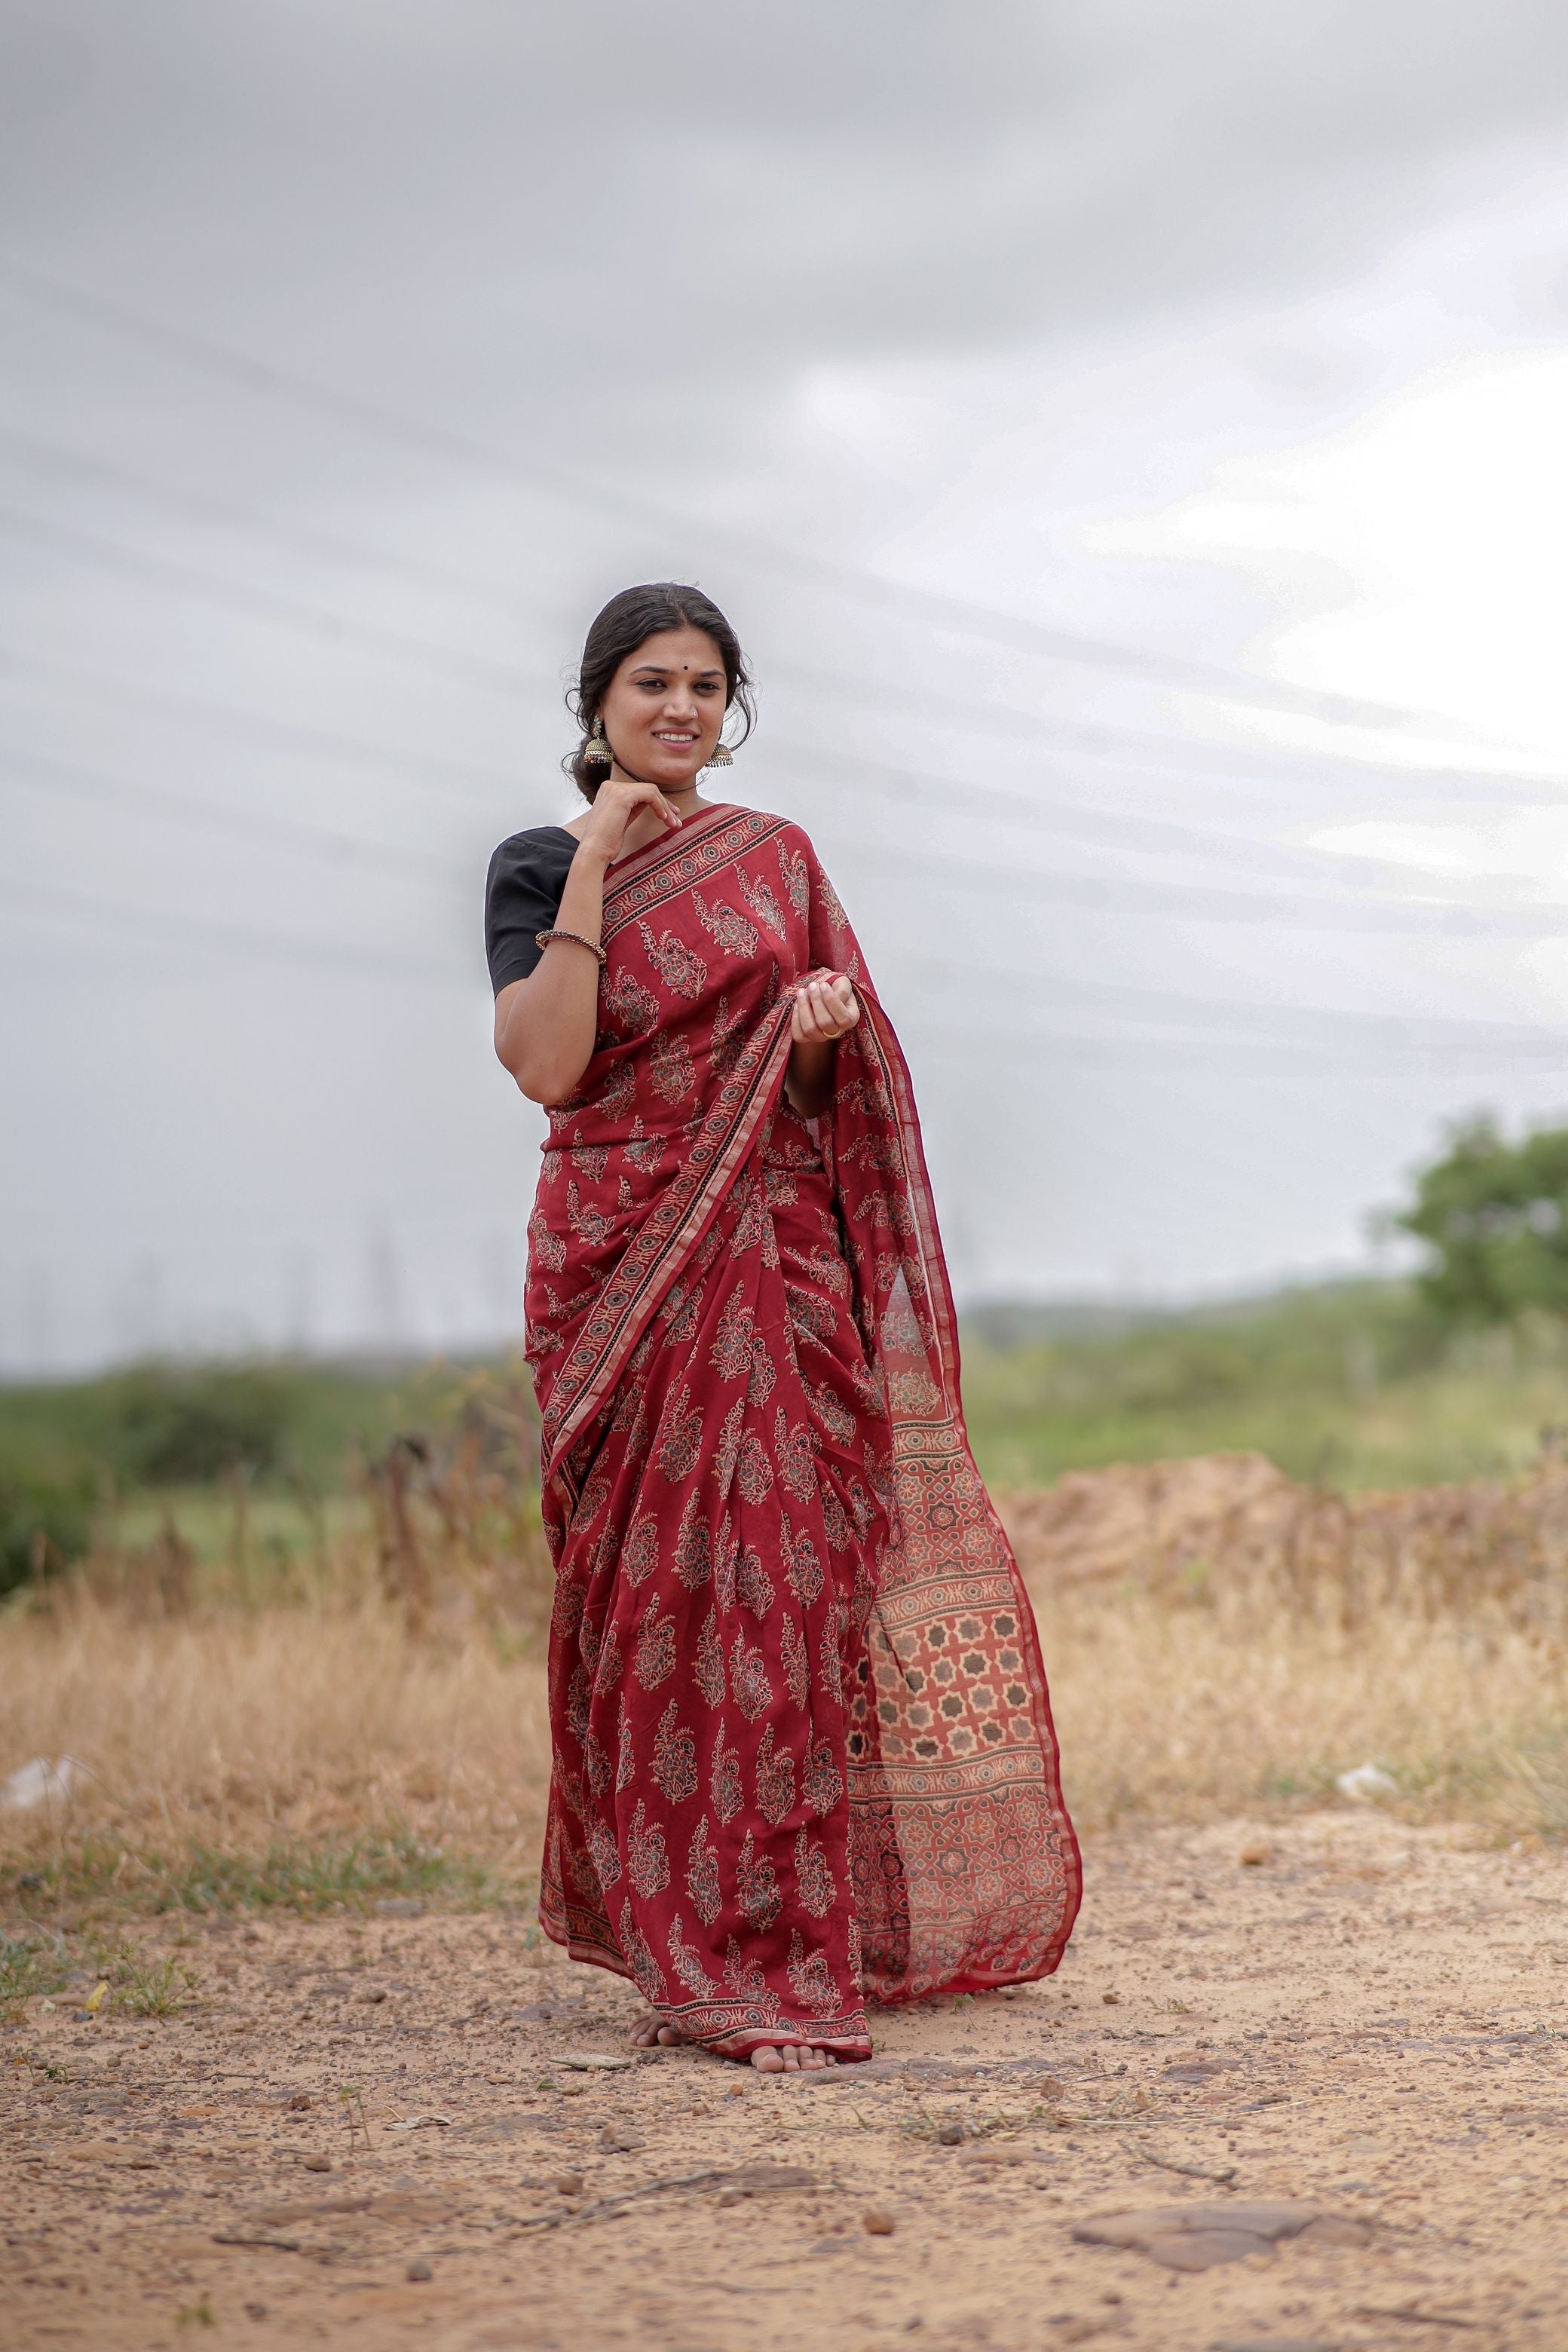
[598,798,743,894]
[541,994,797,1487]
[599,808,785,947]
[548,1921,872,2058]
[853,997,962,1381]
[540,811,797,1487]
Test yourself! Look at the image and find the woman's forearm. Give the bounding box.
[785,1037,837,1119]
[494,845,611,1104]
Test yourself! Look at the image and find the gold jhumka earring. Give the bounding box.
[584,716,611,764]
[704,737,734,767]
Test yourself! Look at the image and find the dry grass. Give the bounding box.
[0,1600,553,1912]
[1040,1585,1568,1833]
[5,1451,1568,1918]
[1006,1453,1568,1838]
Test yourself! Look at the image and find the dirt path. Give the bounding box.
[6,1811,1567,2350]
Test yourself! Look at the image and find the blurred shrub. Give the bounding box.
[0,1356,534,1512]
[89,1364,298,1484]
[0,1432,95,1596]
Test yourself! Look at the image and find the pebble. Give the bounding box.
[406,2259,433,2282]
[302,2154,332,2173]
[1239,1842,1275,1868]
[553,2171,584,2196]
[287,2094,312,2112]
[598,2123,646,2152]
[862,2208,896,2235]
[936,2122,965,2145]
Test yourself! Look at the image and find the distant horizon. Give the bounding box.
[0,1254,1429,1386]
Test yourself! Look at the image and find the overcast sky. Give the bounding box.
[5,0,1568,1371]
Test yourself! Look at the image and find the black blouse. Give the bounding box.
[484,825,578,995]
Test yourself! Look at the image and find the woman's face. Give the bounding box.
[599,626,728,791]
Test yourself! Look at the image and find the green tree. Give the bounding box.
[1395,1114,1568,1325]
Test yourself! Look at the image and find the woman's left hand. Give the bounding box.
[790,971,860,1045]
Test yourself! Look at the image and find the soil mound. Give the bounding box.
[997,1451,1300,1593]
[996,1452,1568,1627]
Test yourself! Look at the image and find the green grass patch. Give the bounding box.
[0,1930,71,2018]
[4,1827,528,1920]
[86,1932,202,2015]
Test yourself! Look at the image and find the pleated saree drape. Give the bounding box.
[525,804,1080,2059]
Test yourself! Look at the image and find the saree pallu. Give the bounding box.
[525,805,1080,2058]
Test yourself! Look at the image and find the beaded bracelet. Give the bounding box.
[534,927,607,969]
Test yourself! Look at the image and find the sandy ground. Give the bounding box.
[6,1811,1568,2352]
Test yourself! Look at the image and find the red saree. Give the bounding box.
[526,804,1080,2059]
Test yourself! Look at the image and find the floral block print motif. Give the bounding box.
[527,806,1080,2060]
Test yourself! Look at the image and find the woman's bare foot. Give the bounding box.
[749,2041,839,2072]
[631,2017,850,2069]
[629,2015,686,2049]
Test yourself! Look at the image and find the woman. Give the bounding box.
[487,584,1079,2072]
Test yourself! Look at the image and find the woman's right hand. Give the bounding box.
[575,775,684,865]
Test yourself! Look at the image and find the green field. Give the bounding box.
[960,1280,1567,1491]
[0,1356,536,1595]
[4,1279,1566,1591]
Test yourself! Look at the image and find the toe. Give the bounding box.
[631,2016,683,2050]
[750,2047,784,2072]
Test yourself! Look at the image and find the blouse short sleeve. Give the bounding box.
[484,827,578,994]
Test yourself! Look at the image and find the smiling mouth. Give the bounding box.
[653,730,698,745]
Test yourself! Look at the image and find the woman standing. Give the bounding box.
[487,584,1079,2072]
